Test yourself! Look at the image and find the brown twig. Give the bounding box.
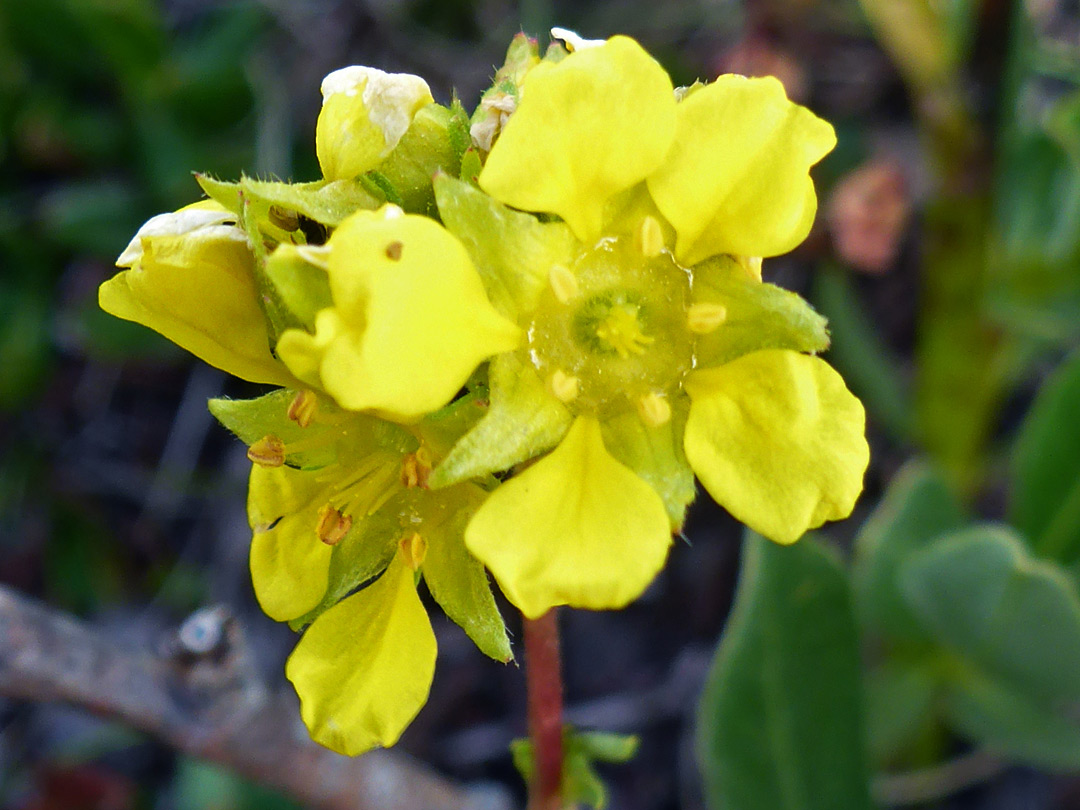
[523,609,564,810]
[0,586,509,810]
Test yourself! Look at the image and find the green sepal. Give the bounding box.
[420,483,513,662]
[288,505,401,631]
[852,460,966,642]
[430,352,572,488]
[693,255,831,368]
[472,33,540,131]
[195,173,381,228]
[511,728,638,810]
[263,245,332,332]
[600,398,696,530]
[360,171,402,208]
[460,148,483,184]
[376,104,462,216]
[446,97,473,163]
[434,173,577,319]
[417,384,490,464]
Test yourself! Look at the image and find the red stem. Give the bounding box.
[524,608,564,810]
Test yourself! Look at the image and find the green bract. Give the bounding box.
[99,28,869,756]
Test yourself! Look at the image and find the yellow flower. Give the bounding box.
[211,389,512,755]
[100,200,296,386]
[274,203,521,421]
[432,33,868,619]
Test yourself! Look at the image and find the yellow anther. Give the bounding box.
[637,391,672,427]
[316,504,352,546]
[687,302,728,334]
[401,450,432,489]
[637,215,665,258]
[737,255,763,281]
[247,435,286,467]
[287,390,318,427]
[596,304,654,358]
[549,370,580,403]
[549,265,579,304]
[400,532,428,571]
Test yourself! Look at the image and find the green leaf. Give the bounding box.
[434,173,577,319]
[195,174,380,228]
[430,352,572,488]
[693,256,831,369]
[1010,349,1080,561]
[812,266,913,441]
[900,525,1080,705]
[511,728,639,810]
[852,460,966,642]
[863,658,938,767]
[600,400,696,530]
[377,104,462,216]
[263,245,332,332]
[940,663,1080,771]
[421,483,513,662]
[697,533,873,810]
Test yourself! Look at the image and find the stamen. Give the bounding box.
[637,216,665,258]
[549,370,580,403]
[268,205,300,232]
[637,392,672,427]
[316,504,352,545]
[248,435,286,467]
[549,265,579,304]
[737,255,763,281]
[687,302,728,334]
[596,304,654,358]
[287,390,318,427]
[400,449,432,489]
[400,532,428,571]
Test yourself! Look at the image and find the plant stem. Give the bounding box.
[524,608,564,810]
[872,750,1005,807]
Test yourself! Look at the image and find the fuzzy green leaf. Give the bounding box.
[195,174,380,227]
[693,256,830,369]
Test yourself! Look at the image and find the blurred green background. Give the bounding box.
[1,0,1079,808]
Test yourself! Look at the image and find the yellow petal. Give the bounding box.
[285,552,436,756]
[316,66,434,181]
[465,415,672,618]
[100,202,294,386]
[479,36,676,242]
[280,207,521,420]
[647,75,836,265]
[684,350,868,544]
[247,465,333,621]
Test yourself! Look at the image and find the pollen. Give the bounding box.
[248,435,286,467]
[687,302,728,334]
[637,216,665,258]
[400,449,432,489]
[549,264,579,304]
[400,532,428,571]
[596,303,654,358]
[316,504,352,545]
[637,391,672,427]
[549,369,580,403]
[287,390,318,427]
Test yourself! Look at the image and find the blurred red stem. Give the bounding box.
[524,608,564,810]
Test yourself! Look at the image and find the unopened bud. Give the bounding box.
[287,390,318,427]
[248,435,286,467]
[400,532,428,571]
[687,302,728,334]
[316,504,352,546]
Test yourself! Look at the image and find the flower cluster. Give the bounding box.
[101,30,869,756]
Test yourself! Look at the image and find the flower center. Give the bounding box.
[525,233,694,418]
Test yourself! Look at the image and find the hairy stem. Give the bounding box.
[524,608,564,810]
